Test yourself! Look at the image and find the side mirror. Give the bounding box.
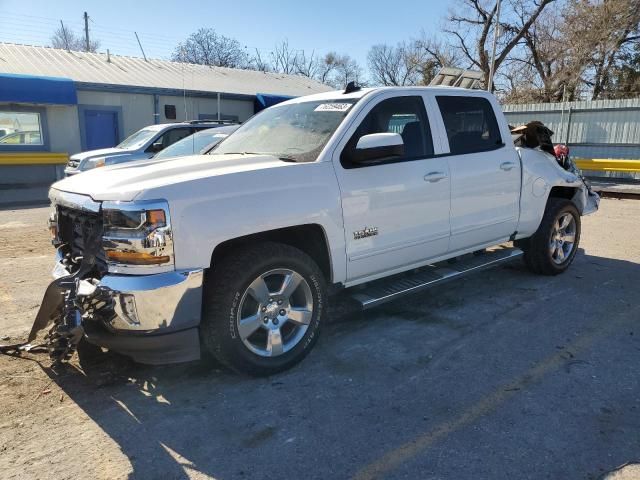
[150,141,164,153]
[348,133,404,164]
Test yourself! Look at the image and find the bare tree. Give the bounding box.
[512,0,640,101]
[294,49,320,78]
[50,26,100,52]
[367,42,425,86]
[367,37,458,86]
[445,0,555,89]
[607,42,640,98]
[514,9,580,102]
[172,28,249,68]
[417,32,462,69]
[250,42,363,88]
[249,48,272,72]
[416,33,463,83]
[317,52,340,84]
[270,39,298,74]
[567,0,640,99]
[330,54,365,88]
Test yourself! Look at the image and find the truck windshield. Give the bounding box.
[117,128,158,149]
[213,100,356,162]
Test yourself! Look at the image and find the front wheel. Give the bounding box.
[521,198,581,275]
[201,242,326,376]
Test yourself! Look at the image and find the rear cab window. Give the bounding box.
[436,96,503,155]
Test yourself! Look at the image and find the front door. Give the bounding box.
[434,94,521,252]
[333,93,451,283]
[85,110,119,150]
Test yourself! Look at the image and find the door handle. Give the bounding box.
[500,161,516,171]
[424,171,447,183]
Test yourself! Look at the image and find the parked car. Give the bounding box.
[0,130,41,144]
[152,125,239,160]
[39,86,599,376]
[64,121,237,176]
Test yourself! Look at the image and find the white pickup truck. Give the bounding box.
[34,86,598,376]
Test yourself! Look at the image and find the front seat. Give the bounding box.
[401,121,424,157]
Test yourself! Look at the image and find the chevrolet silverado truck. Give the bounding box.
[26,85,599,376]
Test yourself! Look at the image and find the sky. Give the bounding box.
[0,0,450,73]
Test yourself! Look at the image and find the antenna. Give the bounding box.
[83,12,90,52]
[181,49,188,120]
[134,32,148,61]
[344,81,361,94]
[60,20,71,52]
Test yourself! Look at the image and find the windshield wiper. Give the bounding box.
[277,155,298,162]
[216,151,263,155]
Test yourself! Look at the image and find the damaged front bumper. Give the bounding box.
[53,252,204,364]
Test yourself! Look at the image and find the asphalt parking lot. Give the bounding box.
[0,198,639,480]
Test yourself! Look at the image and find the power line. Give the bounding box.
[0,11,286,55]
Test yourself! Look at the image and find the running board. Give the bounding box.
[350,246,523,309]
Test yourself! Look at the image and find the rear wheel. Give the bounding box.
[521,198,581,275]
[201,242,326,376]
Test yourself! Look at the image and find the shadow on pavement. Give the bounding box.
[37,251,640,479]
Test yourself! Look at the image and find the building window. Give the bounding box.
[0,111,44,145]
[164,105,177,120]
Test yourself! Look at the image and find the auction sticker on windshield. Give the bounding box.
[314,103,353,112]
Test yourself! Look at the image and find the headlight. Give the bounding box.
[101,200,174,272]
[48,207,60,245]
[83,156,106,170]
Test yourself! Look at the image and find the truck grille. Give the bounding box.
[57,206,107,273]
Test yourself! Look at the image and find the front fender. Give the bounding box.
[140,161,347,284]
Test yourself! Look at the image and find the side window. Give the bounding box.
[160,128,192,148]
[342,96,433,167]
[436,96,503,155]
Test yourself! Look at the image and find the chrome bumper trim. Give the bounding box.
[52,257,204,333]
[97,269,204,332]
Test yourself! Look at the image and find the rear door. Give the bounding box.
[433,94,520,252]
[333,92,451,283]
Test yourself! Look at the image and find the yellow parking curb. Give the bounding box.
[574,158,640,173]
[0,153,68,165]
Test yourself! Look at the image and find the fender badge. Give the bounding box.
[353,226,378,240]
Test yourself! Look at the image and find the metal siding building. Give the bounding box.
[0,43,332,205]
[503,99,640,179]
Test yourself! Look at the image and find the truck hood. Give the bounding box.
[51,154,294,202]
[70,147,135,162]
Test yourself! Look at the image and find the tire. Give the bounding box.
[201,242,327,376]
[521,198,581,275]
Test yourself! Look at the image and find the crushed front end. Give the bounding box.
[29,189,204,365]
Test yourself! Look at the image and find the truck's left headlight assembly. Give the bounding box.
[101,200,174,273]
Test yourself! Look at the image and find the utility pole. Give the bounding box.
[83,12,90,52]
[487,0,502,92]
[60,20,71,52]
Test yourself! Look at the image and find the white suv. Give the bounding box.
[64,121,236,176]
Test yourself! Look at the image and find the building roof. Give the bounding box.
[0,43,332,97]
